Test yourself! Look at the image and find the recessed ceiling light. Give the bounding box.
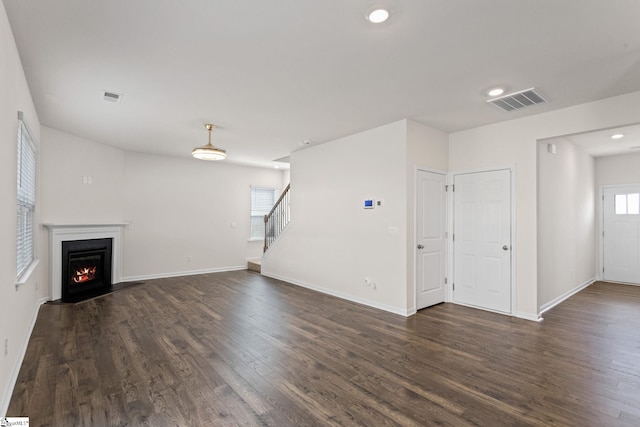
[488,88,505,97]
[299,139,312,146]
[366,7,391,23]
[611,133,625,140]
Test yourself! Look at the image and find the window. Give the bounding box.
[615,193,640,215]
[17,112,37,279]
[250,186,277,240]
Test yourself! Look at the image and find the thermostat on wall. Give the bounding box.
[364,199,375,209]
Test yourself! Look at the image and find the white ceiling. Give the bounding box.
[565,123,640,158]
[4,0,640,168]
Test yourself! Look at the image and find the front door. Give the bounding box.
[416,170,446,310]
[453,169,511,313]
[603,186,640,284]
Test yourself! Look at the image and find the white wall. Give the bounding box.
[406,120,448,311]
[450,90,640,319]
[39,129,286,280]
[122,152,283,279]
[0,2,45,415]
[262,120,410,314]
[38,128,285,280]
[537,138,595,310]
[40,126,125,223]
[596,152,640,187]
[282,168,291,186]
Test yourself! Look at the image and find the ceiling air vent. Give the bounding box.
[101,90,123,104]
[486,87,547,112]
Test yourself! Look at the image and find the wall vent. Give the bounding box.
[486,87,547,112]
[102,90,123,104]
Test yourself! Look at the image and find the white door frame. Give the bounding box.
[448,166,517,316]
[599,183,640,283]
[414,166,449,307]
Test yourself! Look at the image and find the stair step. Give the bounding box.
[247,259,261,273]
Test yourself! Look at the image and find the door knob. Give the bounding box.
[502,245,509,250]
[417,244,424,249]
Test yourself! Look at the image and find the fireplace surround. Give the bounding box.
[44,223,126,302]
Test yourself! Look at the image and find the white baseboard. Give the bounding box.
[514,311,543,322]
[120,265,247,283]
[450,300,542,322]
[599,280,640,287]
[261,272,412,317]
[539,277,595,316]
[1,296,48,417]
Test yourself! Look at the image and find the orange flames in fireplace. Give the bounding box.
[73,266,97,284]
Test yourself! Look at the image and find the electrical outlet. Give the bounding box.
[186,255,192,263]
[4,338,8,357]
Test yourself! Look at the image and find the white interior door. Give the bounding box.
[603,186,640,284]
[453,169,511,313]
[416,170,446,310]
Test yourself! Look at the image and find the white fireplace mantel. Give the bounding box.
[43,223,127,301]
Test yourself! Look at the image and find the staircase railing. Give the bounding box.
[264,183,290,252]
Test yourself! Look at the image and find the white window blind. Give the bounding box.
[17,112,37,278]
[250,187,277,240]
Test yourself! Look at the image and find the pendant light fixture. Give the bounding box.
[192,124,226,160]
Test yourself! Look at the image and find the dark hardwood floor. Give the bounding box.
[8,272,640,426]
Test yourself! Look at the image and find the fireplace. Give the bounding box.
[44,223,125,302]
[61,238,112,302]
